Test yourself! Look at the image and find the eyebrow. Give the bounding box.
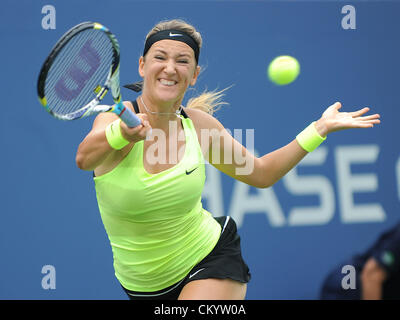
[153,49,192,58]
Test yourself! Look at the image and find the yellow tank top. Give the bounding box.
[93,116,221,292]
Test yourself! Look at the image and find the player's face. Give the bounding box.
[139,40,200,105]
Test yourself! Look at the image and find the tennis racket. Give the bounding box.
[37,21,141,127]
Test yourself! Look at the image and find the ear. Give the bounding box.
[138,56,145,78]
[190,65,201,86]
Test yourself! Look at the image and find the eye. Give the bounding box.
[177,59,189,64]
[155,55,165,60]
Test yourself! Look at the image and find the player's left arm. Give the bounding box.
[187,102,380,188]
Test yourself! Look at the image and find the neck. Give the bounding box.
[138,95,183,133]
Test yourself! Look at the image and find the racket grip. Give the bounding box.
[113,102,142,128]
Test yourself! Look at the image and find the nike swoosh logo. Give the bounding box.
[186,167,198,175]
[169,32,183,37]
[189,268,205,279]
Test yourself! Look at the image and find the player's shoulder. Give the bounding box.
[184,107,224,131]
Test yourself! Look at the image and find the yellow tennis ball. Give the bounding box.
[268,55,300,85]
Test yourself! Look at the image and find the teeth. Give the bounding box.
[160,79,176,86]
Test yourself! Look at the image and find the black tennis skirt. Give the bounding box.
[121,216,251,300]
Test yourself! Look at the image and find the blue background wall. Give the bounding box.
[0,0,399,299]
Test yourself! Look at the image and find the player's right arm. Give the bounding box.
[76,102,150,172]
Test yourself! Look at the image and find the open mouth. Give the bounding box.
[159,79,178,87]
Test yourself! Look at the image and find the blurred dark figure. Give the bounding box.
[320,222,400,300]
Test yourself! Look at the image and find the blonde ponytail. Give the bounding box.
[186,87,230,115]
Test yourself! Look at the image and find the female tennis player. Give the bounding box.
[75,19,380,300]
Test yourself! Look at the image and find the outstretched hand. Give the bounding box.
[315,102,381,137]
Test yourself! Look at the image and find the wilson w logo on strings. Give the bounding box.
[54,39,101,101]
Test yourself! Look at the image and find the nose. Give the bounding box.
[164,59,177,75]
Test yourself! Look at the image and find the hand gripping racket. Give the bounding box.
[37,21,141,127]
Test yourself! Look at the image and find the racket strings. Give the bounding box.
[45,29,114,116]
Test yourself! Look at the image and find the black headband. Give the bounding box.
[143,29,200,64]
